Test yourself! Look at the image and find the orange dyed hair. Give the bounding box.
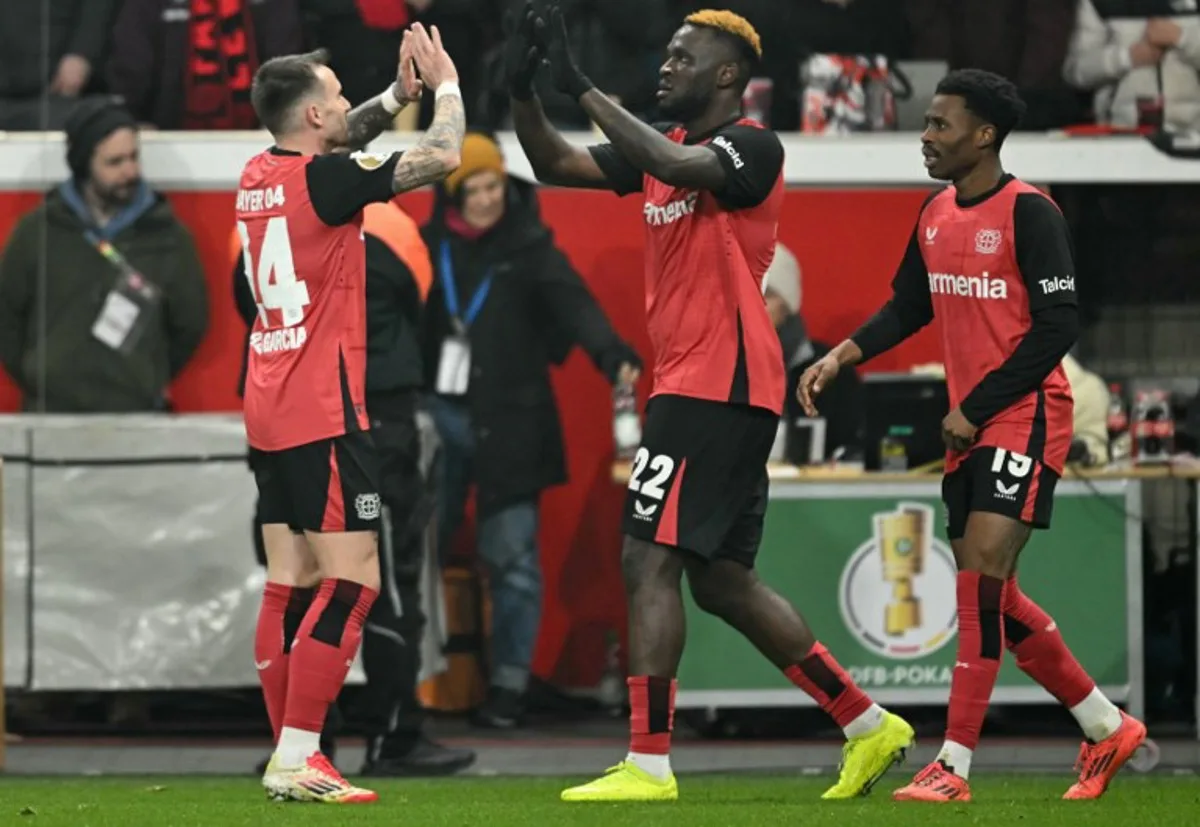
[683,9,762,60]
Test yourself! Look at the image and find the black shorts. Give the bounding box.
[250,431,382,533]
[942,445,1059,540]
[621,394,777,566]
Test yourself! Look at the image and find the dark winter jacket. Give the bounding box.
[0,184,208,412]
[420,176,639,514]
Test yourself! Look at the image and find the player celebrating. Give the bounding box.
[506,2,913,802]
[238,25,465,803]
[799,69,1147,803]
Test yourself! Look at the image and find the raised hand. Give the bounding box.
[395,29,424,104]
[536,3,592,99]
[409,22,459,91]
[504,0,542,100]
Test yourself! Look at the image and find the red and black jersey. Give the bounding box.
[235,147,400,451]
[852,175,1080,473]
[588,118,787,415]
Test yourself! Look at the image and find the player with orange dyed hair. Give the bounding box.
[504,2,914,803]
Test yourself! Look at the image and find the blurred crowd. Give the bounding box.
[3,1,1200,134]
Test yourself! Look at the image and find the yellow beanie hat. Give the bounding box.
[444,132,506,196]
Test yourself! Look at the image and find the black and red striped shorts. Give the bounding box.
[941,445,1059,540]
[621,394,777,566]
[249,431,381,533]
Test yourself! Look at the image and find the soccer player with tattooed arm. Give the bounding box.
[235,23,465,804]
[507,1,913,803]
[800,69,1147,804]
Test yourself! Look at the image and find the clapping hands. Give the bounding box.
[504,1,593,100]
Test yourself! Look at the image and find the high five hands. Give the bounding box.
[504,1,592,100]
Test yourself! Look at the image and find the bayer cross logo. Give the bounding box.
[354,493,381,521]
[975,229,1002,255]
[839,502,958,660]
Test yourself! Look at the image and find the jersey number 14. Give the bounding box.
[237,216,311,327]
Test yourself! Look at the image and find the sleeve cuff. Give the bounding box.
[958,397,987,428]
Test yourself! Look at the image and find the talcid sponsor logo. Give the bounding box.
[927,271,1008,299]
[1039,275,1075,295]
[711,135,744,169]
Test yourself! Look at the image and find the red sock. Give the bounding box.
[784,642,873,728]
[1004,579,1095,707]
[254,583,314,740]
[945,571,1006,750]
[282,578,377,733]
[628,676,676,755]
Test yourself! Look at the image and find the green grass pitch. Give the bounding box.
[3,774,1198,827]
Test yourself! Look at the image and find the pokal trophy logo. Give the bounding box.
[839,502,958,660]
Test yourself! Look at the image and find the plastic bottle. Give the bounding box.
[613,381,641,459]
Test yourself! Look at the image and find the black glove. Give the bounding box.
[537,3,592,100]
[504,0,542,101]
[599,342,643,385]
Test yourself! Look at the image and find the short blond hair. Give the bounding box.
[684,9,762,60]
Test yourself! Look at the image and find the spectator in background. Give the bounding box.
[0,0,120,129]
[0,98,208,412]
[1064,1,1200,133]
[763,242,863,461]
[109,0,304,130]
[906,0,1081,129]
[422,133,641,728]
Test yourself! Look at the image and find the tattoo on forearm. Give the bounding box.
[346,95,401,152]
[391,93,466,193]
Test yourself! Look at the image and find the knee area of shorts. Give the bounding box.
[955,548,1014,580]
[620,536,685,584]
[268,567,322,589]
[956,539,1020,578]
[318,545,380,591]
[359,568,382,593]
[687,569,750,617]
[265,541,321,586]
[333,563,381,594]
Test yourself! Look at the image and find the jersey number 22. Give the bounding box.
[237,216,310,327]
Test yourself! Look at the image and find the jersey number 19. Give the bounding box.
[237,216,311,328]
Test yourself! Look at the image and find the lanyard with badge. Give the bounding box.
[435,239,492,395]
[86,231,162,355]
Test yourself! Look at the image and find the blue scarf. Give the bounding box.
[58,179,156,240]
